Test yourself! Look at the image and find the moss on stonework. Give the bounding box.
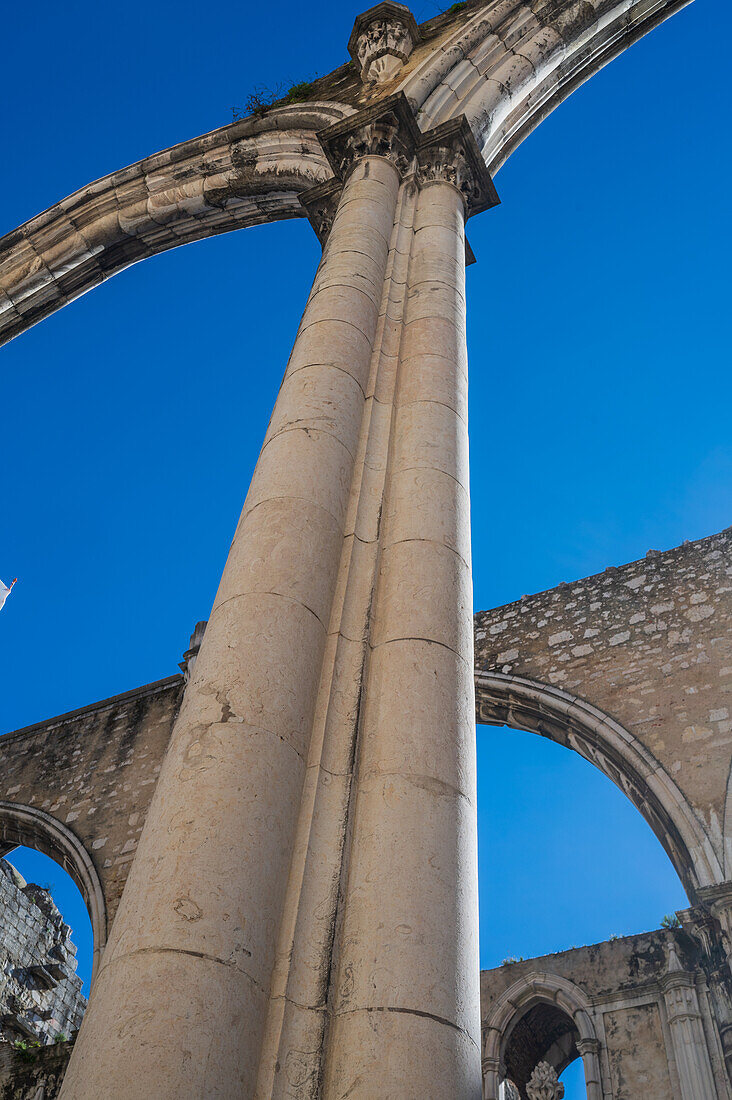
[285,81,316,104]
[0,1039,75,1100]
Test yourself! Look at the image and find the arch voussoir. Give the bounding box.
[0,800,108,984]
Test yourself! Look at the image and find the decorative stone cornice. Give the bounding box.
[317,92,420,182]
[348,2,421,86]
[417,117,500,218]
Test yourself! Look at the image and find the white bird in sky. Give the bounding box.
[0,577,17,611]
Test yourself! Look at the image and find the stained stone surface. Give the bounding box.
[475,527,732,899]
[482,929,727,1099]
[0,1039,73,1100]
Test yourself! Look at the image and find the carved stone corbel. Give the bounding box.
[348,2,422,86]
[298,178,342,247]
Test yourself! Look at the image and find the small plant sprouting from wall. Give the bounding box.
[661,914,682,930]
[13,1040,41,1064]
[231,77,318,122]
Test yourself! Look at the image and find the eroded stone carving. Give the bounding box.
[318,96,420,182]
[348,2,421,86]
[417,117,500,217]
[526,1062,565,1100]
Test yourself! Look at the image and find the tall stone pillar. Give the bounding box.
[661,938,719,1099]
[575,1037,603,1100]
[680,893,732,1089]
[60,129,403,1100]
[61,91,498,1100]
[321,139,486,1098]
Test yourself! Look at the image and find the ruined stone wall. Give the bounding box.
[481,928,729,1099]
[0,1037,73,1100]
[475,529,732,893]
[0,859,85,1046]
[0,677,182,928]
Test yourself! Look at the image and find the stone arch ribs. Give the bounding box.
[0,103,351,347]
[402,0,693,173]
[0,801,107,984]
[482,971,603,1100]
[0,0,692,346]
[474,671,723,901]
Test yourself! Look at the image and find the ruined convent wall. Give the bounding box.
[0,677,182,929]
[481,928,729,1099]
[475,528,732,897]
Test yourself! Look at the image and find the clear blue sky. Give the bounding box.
[1,1,728,1092]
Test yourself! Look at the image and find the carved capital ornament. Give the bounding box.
[417,117,500,217]
[300,94,499,242]
[526,1062,565,1100]
[316,93,420,182]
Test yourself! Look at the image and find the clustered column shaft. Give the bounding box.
[321,175,481,1096]
[60,94,498,1100]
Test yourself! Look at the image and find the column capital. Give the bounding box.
[317,92,421,183]
[417,117,500,218]
[301,95,500,242]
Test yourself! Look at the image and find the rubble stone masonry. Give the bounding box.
[0,858,85,1045]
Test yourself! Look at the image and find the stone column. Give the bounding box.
[60,141,402,1100]
[661,937,719,1099]
[320,123,495,1099]
[680,894,732,1088]
[253,97,425,1098]
[575,1037,603,1100]
[61,93,498,1100]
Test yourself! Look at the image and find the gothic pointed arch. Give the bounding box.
[482,971,603,1100]
[0,801,107,983]
[474,671,722,900]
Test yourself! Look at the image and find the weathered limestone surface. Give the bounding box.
[52,89,497,1098]
[0,676,181,944]
[0,1039,74,1100]
[0,104,348,346]
[0,860,86,1046]
[482,929,729,1099]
